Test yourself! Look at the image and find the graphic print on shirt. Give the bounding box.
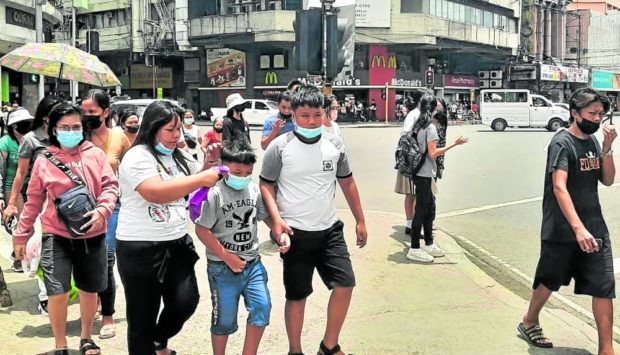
[148,204,171,222]
[323,160,334,171]
[580,151,600,171]
[220,198,257,253]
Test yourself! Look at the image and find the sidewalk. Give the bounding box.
[0,210,611,354]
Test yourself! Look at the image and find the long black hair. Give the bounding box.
[434,97,448,128]
[412,94,438,133]
[47,103,85,148]
[135,100,191,176]
[31,95,62,131]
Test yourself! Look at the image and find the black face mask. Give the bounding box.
[214,127,223,133]
[84,115,103,130]
[126,125,140,134]
[13,121,31,135]
[234,106,246,114]
[577,117,600,135]
[280,113,292,121]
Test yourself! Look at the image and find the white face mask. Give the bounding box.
[184,117,194,125]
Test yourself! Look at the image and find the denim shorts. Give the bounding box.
[207,258,271,335]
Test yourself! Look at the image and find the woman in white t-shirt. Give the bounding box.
[116,101,221,355]
[177,109,202,161]
[323,95,343,138]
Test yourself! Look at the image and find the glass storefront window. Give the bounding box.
[483,10,492,27]
[429,0,436,16]
[447,1,454,20]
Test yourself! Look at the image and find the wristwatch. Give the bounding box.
[602,149,614,157]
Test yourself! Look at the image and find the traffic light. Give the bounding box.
[425,68,434,87]
[326,5,355,80]
[293,9,322,74]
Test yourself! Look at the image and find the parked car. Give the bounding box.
[211,99,278,126]
[553,102,570,111]
[110,98,181,123]
[480,89,570,131]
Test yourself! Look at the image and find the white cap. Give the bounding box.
[7,108,34,126]
[226,93,246,111]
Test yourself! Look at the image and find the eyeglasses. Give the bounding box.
[56,125,83,132]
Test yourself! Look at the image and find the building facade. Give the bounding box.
[188,0,521,120]
[0,0,62,112]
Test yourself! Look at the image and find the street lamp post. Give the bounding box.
[321,0,335,95]
[35,0,45,102]
[71,6,77,104]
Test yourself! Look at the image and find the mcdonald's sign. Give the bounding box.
[265,71,278,85]
[371,55,386,68]
[388,56,397,69]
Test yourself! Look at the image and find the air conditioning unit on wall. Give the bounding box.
[490,70,503,79]
[489,80,502,88]
[478,71,490,79]
[479,80,490,88]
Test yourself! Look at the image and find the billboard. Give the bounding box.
[130,65,173,89]
[307,0,390,28]
[206,48,246,88]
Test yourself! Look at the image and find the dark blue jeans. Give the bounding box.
[99,204,119,317]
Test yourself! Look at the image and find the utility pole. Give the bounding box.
[35,0,45,102]
[321,0,335,95]
[71,6,77,104]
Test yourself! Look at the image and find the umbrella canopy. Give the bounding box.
[0,42,121,87]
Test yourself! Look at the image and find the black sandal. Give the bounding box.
[80,338,101,355]
[317,341,346,355]
[53,348,69,355]
[154,341,177,355]
[517,322,553,348]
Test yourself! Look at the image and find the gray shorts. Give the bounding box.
[40,234,107,296]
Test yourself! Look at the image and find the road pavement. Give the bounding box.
[0,123,618,354]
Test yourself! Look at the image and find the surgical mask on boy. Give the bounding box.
[225,174,252,190]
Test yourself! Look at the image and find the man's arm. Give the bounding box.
[553,169,598,252]
[338,176,367,248]
[600,124,616,186]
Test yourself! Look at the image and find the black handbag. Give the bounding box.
[43,151,97,238]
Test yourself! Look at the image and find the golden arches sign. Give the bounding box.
[265,71,278,85]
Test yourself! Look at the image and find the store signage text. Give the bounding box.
[541,64,589,83]
[5,7,51,31]
[444,74,478,88]
[391,78,423,88]
[333,78,362,86]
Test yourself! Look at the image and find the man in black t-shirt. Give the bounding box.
[519,88,617,352]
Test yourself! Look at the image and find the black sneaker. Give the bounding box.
[405,227,411,235]
[12,260,23,273]
[38,300,48,316]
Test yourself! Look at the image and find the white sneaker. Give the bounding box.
[422,244,445,257]
[406,248,434,263]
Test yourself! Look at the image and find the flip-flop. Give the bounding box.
[99,323,116,339]
[517,322,553,348]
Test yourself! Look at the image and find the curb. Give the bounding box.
[440,226,620,343]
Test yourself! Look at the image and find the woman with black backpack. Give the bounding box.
[406,94,468,264]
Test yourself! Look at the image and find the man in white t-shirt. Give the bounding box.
[260,85,367,355]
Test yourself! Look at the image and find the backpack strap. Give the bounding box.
[42,150,85,187]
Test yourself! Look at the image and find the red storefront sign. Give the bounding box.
[444,74,479,88]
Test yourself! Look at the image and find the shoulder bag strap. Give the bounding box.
[42,150,85,186]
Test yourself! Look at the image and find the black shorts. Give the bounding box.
[533,240,615,298]
[282,220,356,300]
[40,234,108,296]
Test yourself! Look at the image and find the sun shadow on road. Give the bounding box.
[17,318,81,339]
[476,129,555,133]
[0,277,44,316]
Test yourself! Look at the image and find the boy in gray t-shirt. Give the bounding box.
[195,139,290,355]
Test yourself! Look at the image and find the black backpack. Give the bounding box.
[394,127,424,178]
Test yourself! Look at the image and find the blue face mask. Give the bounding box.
[56,131,83,149]
[155,142,174,156]
[225,174,252,190]
[296,126,323,139]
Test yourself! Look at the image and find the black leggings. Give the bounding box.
[99,250,116,316]
[116,235,200,354]
[410,176,436,248]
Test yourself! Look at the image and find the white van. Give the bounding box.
[480,89,570,131]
